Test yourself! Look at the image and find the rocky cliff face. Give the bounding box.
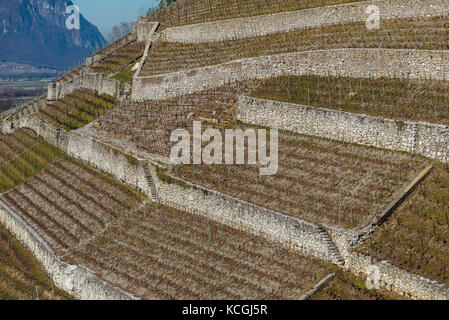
[0,0,106,69]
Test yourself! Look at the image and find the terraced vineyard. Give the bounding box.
[131,70,448,129]
[146,0,364,29]
[252,75,449,126]
[0,129,63,193]
[0,143,345,300]
[90,42,146,74]
[358,163,449,286]
[35,89,116,131]
[142,16,449,76]
[0,222,72,300]
[171,130,427,228]
[1,0,448,301]
[97,89,235,156]
[0,155,143,256]
[309,266,407,300]
[65,203,331,299]
[95,85,428,228]
[59,67,82,83]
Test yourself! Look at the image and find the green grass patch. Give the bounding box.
[0,139,63,193]
[111,65,136,84]
[156,165,188,188]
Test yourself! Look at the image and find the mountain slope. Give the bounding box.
[0,0,106,69]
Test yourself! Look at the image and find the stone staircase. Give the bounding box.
[142,161,158,201]
[317,226,345,266]
[140,160,345,266]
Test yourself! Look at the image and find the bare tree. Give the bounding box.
[108,22,133,43]
[109,25,122,42]
[119,22,133,36]
[159,0,178,9]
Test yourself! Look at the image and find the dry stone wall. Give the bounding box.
[133,24,161,79]
[135,21,160,43]
[132,48,449,101]
[46,21,159,102]
[156,174,449,299]
[346,251,449,299]
[0,201,137,300]
[159,0,449,43]
[4,117,152,197]
[154,175,338,263]
[319,221,449,299]
[237,96,449,162]
[66,134,151,196]
[47,83,57,101]
[47,33,137,101]
[3,117,341,264]
[46,71,129,101]
[5,115,449,299]
[0,96,46,123]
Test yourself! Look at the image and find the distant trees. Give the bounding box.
[146,6,158,16]
[108,22,134,43]
[159,0,178,9]
[108,0,178,42]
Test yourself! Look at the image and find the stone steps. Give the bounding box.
[317,226,345,266]
[142,162,158,201]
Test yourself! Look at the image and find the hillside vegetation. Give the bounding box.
[146,0,365,29]
[310,265,408,300]
[172,133,427,228]
[359,163,449,286]
[66,202,331,299]
[96,86,429,228]
[1,155,144,256]
[90,42,146,75]
[142,16,449,76]
[252,75,449,126]
[35,89,116,131]
[0,129,63,193]
[0,223,72,300]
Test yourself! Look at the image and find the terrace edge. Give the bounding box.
[0,200,138,300]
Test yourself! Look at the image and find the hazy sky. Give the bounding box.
[72,0,159,38]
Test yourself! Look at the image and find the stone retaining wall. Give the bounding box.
[346,251,449,299]
[3,117,152,198]
[159,0,449,43]
[6,116,449,299]
[237,96,449,162]
[155,170,449,300]
[47,71,129,101]
[47,22,159,102]
[0,96,46,123]
[133,24,161,79]
[154,175,337,263]
[0,200,137,300]
[135,21,160,43]
[132,48,449,101]
[320,221,449,299]
[3,117,340,263]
